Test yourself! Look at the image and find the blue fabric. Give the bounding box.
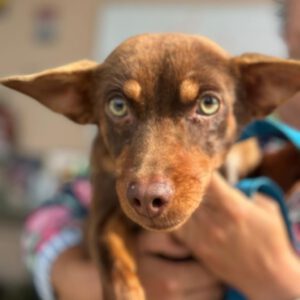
[224,118,299,300]
[239,118,300,150]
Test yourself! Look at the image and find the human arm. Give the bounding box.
[175,173,300,300]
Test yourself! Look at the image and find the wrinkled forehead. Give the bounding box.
[99,34,233,100]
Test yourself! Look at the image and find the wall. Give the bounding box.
[0,0,98,155]
[95,0,285,60]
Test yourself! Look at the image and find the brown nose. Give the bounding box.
[127,180,173,218]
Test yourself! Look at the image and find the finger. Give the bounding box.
[139,253,219,291]
[206,172,249,212]
[139,251,218,300]
[253,193,280,213]
[201,190,250,230]
[175,207,224,258]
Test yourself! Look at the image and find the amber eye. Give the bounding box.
[108,98,128,117]
[196,95,220,116]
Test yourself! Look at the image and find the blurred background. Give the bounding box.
[0,0,288,299]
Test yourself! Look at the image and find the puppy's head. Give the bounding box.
[2,33,300,230]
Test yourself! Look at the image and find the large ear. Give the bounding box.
[232,54,300,120]
[0,60,99,124]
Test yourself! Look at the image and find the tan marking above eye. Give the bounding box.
[123,80,142,102]
[180,79,199,104]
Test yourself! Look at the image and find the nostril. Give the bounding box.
[152,198,165,208]
[127,179,173,218]
[133,198,141,207]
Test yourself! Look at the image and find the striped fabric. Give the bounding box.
[22,178,90,300]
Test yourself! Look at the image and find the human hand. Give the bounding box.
[175,173,300,300]
[51,245,102,300]
[136,231,223,300]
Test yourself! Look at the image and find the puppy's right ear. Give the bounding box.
[0,60,99,124]
[232,54,300,121]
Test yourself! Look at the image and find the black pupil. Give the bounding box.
[114,100,124,111]
[203,96,215,107]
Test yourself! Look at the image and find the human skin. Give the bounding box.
[176,173,300,300]
[52,234,223,300]
[136,232,223,300]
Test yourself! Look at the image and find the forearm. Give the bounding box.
[246,253,300,300]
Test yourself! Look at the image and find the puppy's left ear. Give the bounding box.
[0,60,98,124]
[233,54,300,120]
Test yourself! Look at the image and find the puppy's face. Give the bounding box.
[2,33,300,230]
[96,34,238,230]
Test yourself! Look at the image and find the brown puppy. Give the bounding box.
[2,33,300,299]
